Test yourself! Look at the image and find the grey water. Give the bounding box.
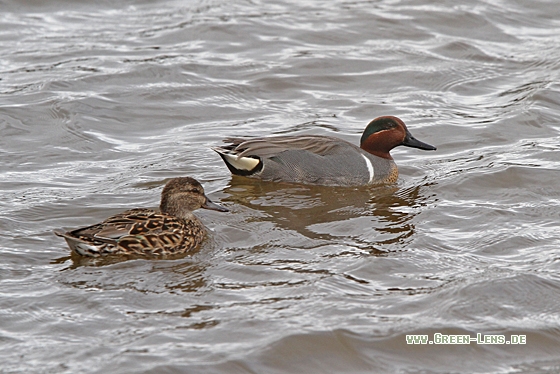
[2,0,560,372]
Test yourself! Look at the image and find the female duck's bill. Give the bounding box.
[213,116,436,187]
[54,177,228,257]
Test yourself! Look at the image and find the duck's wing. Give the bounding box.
[217,135,348,158]
[64,209,156,242]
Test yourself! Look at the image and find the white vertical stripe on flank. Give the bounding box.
[361,154,374,183]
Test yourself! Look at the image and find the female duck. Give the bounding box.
[213,116,436,187]
[54,177,228,257]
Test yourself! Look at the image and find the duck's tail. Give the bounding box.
[212,147,263,176]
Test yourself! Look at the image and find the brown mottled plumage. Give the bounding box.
[54,177,228,257]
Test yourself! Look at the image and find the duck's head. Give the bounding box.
[160,177,228,218]
[360,116,436,159]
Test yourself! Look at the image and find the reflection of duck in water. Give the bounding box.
[54,177,228,257]
[220,178,433,250]
[213,116,436,187]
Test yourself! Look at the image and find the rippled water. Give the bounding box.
[2,0,560,372]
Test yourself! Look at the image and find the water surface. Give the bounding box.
[2,0,560,372]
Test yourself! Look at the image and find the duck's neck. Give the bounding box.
[360,131,397,160]
[160,197,197,220]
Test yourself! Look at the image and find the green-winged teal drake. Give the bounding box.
[213,116,436,186]
[54,177,228,257]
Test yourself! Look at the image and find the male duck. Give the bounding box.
[54,177,228,257]
[213,116,436,187]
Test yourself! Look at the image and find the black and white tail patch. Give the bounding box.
[212,147,263,176]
